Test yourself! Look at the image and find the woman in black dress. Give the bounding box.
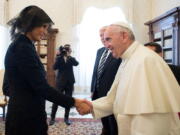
[3,5,82,135]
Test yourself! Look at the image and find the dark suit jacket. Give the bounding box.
[169,64,180,85]
[91,47,121,100]
[3,34,74,135]
[53,55,79,87]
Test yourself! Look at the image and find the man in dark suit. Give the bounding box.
[144,42,180,85]
[91,26,121,135]
[49,44,79,125]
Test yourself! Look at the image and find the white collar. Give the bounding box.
[121,41,139,60]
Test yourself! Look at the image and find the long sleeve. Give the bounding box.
[92,83,117,118]
[15,44,75,108]
[53,56,79,70]
[92,65,121,118]
[66,56,79,66]
[2,70,9,96]
[53,56,65,70]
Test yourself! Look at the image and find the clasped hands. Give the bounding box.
[75,99,93,115]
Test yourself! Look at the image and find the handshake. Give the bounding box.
[74,99,93,115]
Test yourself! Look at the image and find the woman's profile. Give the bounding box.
[3,5,81,135]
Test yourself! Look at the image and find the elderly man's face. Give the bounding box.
[104,26,127,58]
[99,29,108,47]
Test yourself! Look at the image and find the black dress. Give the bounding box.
[3,34,75,135]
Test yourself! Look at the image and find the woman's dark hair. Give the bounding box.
[7,5,54,40]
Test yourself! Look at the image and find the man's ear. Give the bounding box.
[122,32,129,42]
[159,52,163,57]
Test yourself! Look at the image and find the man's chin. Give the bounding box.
[36,38,41,42]
[112,53,118,58]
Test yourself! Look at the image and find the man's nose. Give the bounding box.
[105,43,110,49]
[44,29,48,35]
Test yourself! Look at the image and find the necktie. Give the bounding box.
[96,49,108,88]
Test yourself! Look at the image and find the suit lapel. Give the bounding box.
[99,53,113,78]
[94,48,105,74]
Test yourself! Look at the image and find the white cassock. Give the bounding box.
[92,41,180,135]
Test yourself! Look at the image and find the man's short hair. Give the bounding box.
[64,44,71,47]
[144,42,162,53]
[100,26,108,31]
[110,22,135,41]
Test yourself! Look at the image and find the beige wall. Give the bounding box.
[0,0,8,25]
[132,0,151,44]
[4,0,180,46]
[75,0,134,24]
[72,0,151,43]
[7,0,152,45]
[8,0,74,47]
[3,0,180,93]
[152,0,180,18]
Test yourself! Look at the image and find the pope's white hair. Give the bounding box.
[110,21,135,41]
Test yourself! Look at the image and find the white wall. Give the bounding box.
[7,0,152,46]
[3,0,180,93]
[8,0,74,47]
[0,0,8,25]
[0,0,5,25]
[132,0,152,43]
[0,25,10,70]
[152,0,180,18]
[75,0,133,24]
[6,0,180,48]
[74,0,152,43]
[6,0,152,93]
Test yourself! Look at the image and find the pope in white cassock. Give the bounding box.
[85,22,180,135]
